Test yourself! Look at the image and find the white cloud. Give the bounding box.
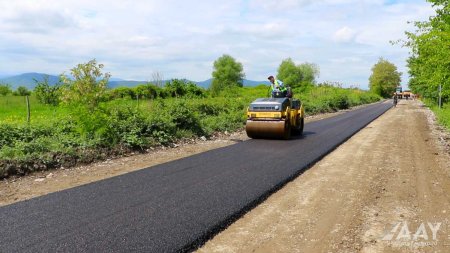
[333,26,357,43]
[0,0,437,87]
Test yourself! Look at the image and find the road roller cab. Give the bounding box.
[246,97,305,139]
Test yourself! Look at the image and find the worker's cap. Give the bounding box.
[267,75,274,80]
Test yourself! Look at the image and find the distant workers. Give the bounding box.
[393,92,398,107]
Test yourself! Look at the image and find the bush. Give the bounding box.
[13,86,31,96]
[34,76,61,105]
[134,84,160,99]
[0,84,12,96]
[165,79,205,98]
[298,86,380,115]
[166,100,204,136]
[60,59,110,109]
[109,87,136,99]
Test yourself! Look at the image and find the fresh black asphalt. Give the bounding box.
[0,101,392,252]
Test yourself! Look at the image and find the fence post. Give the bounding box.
[26,95,30,123]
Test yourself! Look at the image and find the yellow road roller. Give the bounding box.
[245,97,305,139]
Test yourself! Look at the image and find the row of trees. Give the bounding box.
[210,54,320,95]
[211,53,404,99]
[3,55,401,102]
[33,60,206,108]
[402,0,449,102]
[3,55,321,105]
[0,84,31,96]
[108,79,205,100]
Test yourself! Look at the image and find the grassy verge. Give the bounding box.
[425,99,450,130]
[0,86,380,178]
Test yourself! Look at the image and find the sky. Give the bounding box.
[0,0,435,89]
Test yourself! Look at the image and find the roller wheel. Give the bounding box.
[283,120,291,140]
[292,116,304,136]
[246,120,288,139]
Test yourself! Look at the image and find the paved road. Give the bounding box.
[0,102,391,253]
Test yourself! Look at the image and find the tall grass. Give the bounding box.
[425,99,450,130]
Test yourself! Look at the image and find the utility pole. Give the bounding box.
[439,83,442,109]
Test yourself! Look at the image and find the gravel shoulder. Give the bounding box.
[198,99,450,253]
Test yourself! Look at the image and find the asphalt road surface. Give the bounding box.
[0,101,392,253]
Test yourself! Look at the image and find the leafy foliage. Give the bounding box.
[60,59,111,109]
[34,75,61,106]
[210,54,245,95]
[401,0,450,103]
[109,87,136,99]
[13,86,31,96]
[0,83,12,96]
[165,79,205,98]
[134,83,160,99]
[297,86,380,114]
[104,80,205,100]
[277,58,319,89]
[368,58,402,98]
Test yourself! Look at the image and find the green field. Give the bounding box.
[0,96,69,125]
[0,85,380,178]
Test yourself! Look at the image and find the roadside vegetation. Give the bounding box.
[0,57,380,178]
[368,58,402,98]
[396,1,449,127]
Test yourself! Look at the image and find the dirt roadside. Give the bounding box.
[0,104,366,207]
[197,99,450,253]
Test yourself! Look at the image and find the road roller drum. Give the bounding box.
[245,97,304,139]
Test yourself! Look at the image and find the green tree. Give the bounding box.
[111,87,135,99]
[369,58,402,98]
[210,54,245,95]
[14,86,31,96]
[298,63,320,85]
[60,59,111,109]
[165,79,205,98]
[0,83,12,96]
[401,0,449,102]
[277,58,302,86]
[134,83,159,99]
[34,75,61,105]
[277,58,319,88]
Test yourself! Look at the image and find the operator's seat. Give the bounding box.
[271,87,292,98]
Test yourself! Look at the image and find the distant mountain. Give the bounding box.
[108,77,125,82]
[243,80,271,87]
[0,73,271,90]
[196,79,212,89]
[0,74,11,79]
[0,73,60,90]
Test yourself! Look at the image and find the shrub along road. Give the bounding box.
[0,101,391,252]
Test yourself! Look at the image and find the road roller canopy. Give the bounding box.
[248,98,290,112]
